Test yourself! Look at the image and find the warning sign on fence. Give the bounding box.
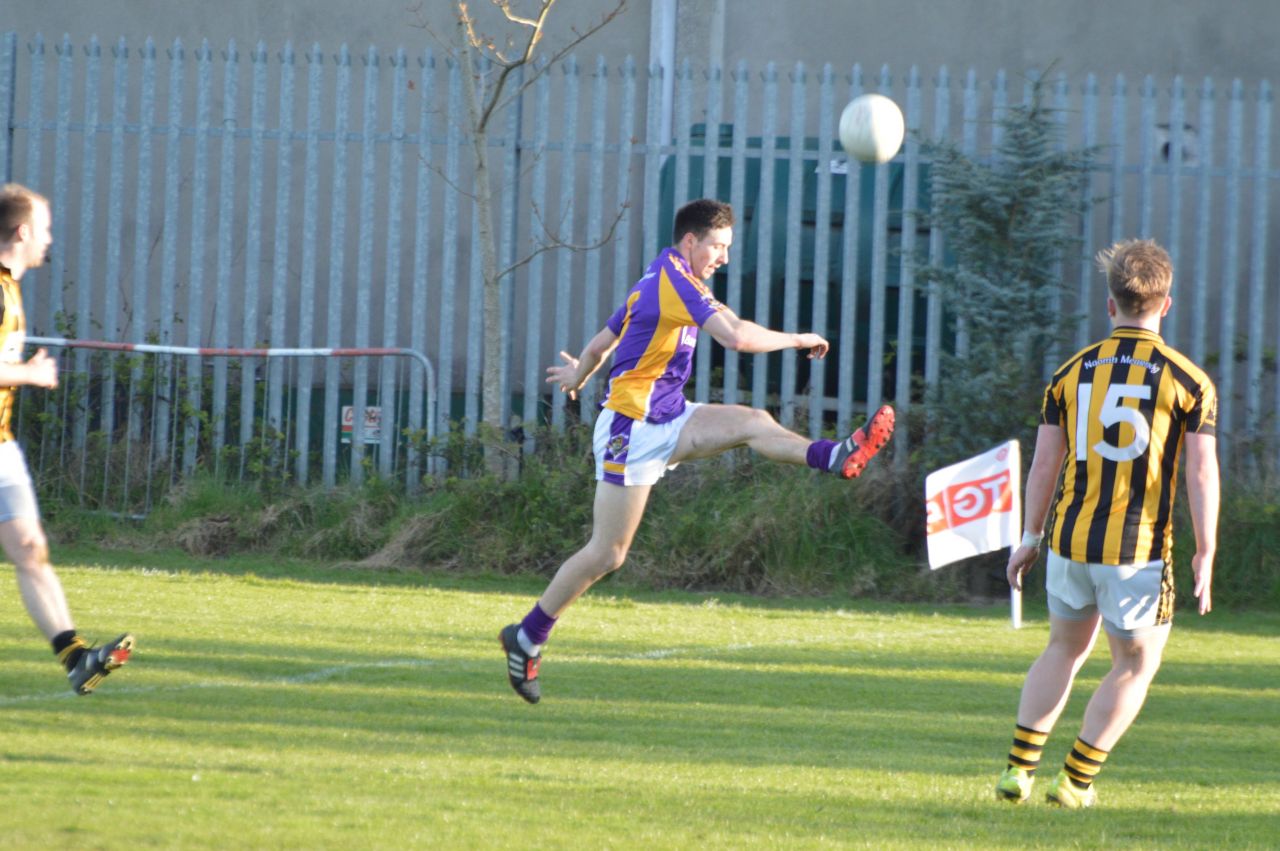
[341,405,382,444]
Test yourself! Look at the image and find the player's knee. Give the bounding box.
[588,540,629,575]
[1112,639,1164,678]
[732,405,778,441]
[602,545,628,573]
[10,532,50,572]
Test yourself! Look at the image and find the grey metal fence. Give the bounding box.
[0,32,1275,494]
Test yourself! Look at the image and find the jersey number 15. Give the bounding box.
[1077,382,1152,462]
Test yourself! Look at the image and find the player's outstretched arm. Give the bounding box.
[701,309,828,358]
[1184,432,1219,615]
[0,348,58,390]
[1006,424,1066,591]
[545,326,620,400]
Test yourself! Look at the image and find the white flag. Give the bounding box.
[925,440,1021,570]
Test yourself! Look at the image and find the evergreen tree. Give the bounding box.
[918,77,1096,467]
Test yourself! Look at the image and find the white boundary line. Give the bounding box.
[0,638,822,705]
[0,659,435,706]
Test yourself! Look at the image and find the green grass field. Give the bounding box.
[0,555,1276,849]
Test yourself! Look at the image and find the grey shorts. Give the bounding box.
[0,441,40,523]
[1045,549,1171,639]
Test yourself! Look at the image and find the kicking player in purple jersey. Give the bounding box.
[500,198,894,704]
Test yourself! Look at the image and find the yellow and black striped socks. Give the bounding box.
[52,630,87,671]
[1007,724,1050,775]
[1063,737,1110,789]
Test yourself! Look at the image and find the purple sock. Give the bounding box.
[520,603,558,646]
[806,439,839,471]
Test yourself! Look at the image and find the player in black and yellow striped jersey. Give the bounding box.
[1043,325,1217,577]
[995,239,1219,808]
[0,184,134,695]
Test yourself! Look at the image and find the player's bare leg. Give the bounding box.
[996,613,1101,802]
[670,404,810,464]
[538,481,652,616]
[1015,613,1102,731]
[1078,624,1170,750]
[1039,624,1170,807]
[670,402,894,477]
[0,516,134,695]
[500,481,650,704]
[0,517,72,638]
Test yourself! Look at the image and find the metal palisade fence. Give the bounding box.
[0,32,1275,512]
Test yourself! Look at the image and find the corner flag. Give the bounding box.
[924,440,1024,626]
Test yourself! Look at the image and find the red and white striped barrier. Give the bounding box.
[26,335,435,384]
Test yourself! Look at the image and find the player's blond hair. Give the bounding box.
[1096,239,1172,316]
[0,183,49,243]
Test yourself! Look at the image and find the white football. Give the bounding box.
[839,93,905,164]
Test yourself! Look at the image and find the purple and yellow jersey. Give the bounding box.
[602,247,726,423]
[0,266,26,444]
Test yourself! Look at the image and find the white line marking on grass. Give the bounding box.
[614,640,798,661]
[0,659,434,705]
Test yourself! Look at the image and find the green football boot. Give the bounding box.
[1046,771,1097,809]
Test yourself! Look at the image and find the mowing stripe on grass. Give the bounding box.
[0,658,437,705]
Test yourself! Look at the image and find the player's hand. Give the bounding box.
[1192,552,1213,615]
[1006,544,1039,591]
[545,350,581,400]
[796,333,829,359]
[26,348,58,389]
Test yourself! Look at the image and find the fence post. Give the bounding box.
[780,61,806,428]
[895,65,922,460]
[1247,80,1272,445]
[0,31,17,181]
[924,65,950,391]
[381,48,407,479]
[1190,77,1216,366]
[752,62,778,411]
[72,37,102,477]
[239,42,268,479]
[550,55,579,431]
[520,68,551,453]
[1218,79,1245,465]
[579,56,608,416]
[270,42,297,475]
[295,43,323,487]
[437,56,461,453]
[836,64,865,433]
[809,63,835,436]
[351,44,380,484]
[211,39,241,472]
[408,50,436,484]
[322,44,352,488]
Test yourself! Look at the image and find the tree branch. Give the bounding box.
[497,197,630,282]
[465,0,626,134]
[416,152,480,205]
[495,1,625,113]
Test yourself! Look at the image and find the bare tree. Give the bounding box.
[426,0,627,472]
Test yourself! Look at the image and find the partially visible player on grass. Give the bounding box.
[0,184,134,694]
[996,239,1218,808]
[499,198,895,704]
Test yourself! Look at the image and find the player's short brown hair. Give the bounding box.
[1096,239,1173,316]
[673,198,734,244]
[0,184,48,243]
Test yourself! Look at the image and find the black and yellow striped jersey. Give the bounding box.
[1043,326,1217,566]
[0,265,26,444]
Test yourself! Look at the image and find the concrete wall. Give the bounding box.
[9,1,1278,84]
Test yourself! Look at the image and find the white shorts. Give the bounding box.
[0,441,40,523]
[1045,550,1172,638]
[593,403,701,487]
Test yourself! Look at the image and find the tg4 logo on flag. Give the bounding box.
[924,440,1021,570]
